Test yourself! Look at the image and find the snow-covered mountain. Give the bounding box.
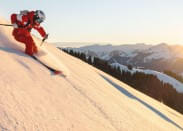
[67,43,152,59]
[0,17,183,131]
[64,43,183,73]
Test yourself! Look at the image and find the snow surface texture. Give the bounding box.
[0,17,182,131]
[111,63,183,93]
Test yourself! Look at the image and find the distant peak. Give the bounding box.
[158,43,168,46]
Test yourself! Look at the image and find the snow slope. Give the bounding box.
[0,17,182,131]
[111,63,183,93]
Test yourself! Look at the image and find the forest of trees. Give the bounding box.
[62,48,183,114]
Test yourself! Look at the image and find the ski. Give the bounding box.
[31,56,66,77]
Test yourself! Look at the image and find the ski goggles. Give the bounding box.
[35,18,43,24]
[34,15,44,23]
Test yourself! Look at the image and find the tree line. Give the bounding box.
[62,48,183,114]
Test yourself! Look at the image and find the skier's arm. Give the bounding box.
[34,25,46,38]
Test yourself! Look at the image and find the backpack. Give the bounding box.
[20,10,29,15]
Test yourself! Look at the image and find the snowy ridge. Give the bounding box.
[111,63,183,93]
[79,43,151,53]
[76,43,152,58]
[0,17,182,130]
[145,43,172,60]
[68,43,183,65]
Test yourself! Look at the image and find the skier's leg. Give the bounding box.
[25,36,38,56]
[14,34,27,43]
[14,34,33,55]
[13,29,38,56]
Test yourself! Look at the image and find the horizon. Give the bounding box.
[1,0,183,45]
[53,41,183,48]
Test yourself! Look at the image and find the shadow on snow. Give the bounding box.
[100,74,183,130]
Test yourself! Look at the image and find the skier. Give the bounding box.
[11,10,48,56]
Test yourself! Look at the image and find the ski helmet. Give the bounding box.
[34,10,46,23]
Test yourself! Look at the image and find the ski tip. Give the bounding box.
[54,70,66,77]
[54,70,61,75]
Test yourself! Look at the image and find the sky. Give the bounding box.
[1,0,183,45]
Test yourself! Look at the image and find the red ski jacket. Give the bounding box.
[11,11,46,37]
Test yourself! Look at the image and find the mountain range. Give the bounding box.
[62,43,183,74]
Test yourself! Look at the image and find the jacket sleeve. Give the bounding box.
[33,25,46,38]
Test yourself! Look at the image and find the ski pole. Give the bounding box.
[40,40,45,46]
[40,37,47,46]
[40,34,49,46]
[0,24,13,26]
